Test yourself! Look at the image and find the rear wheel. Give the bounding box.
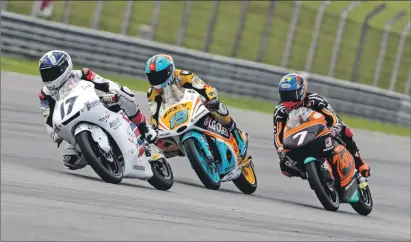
[76,131,123,184]
[351,182,373,216]
[233,158,257,194]
[306,161,339,211]
[183,138,220,190]
[147,158,174,191]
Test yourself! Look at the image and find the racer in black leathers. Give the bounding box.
[274,73,372,179]
[38,50,157,170]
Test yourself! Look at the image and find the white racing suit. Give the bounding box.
[39,68,157,170]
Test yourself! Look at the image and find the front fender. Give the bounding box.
[74,123,111,154]
[304,156,317,165]
[181,131,213,160]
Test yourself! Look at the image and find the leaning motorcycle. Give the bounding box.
[282,107,372,215]
[51,77,174,190]
[156,84,257,194]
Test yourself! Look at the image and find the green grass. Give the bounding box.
[2,56,410,138]
[5,1,411,94]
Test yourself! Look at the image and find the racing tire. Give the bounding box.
[351,185,373,216]
[147,158,174,191]
[183,138,220,190]
[306,161,339,211]
[76,131,123,184]
[233,160,257,194]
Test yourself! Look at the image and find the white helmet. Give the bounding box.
[39,50,73,91]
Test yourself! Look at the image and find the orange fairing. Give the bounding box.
[332,144,355,187]
[283,110,327,140]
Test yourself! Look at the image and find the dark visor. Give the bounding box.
[40,60,69,83]
[279,90,299,102]
[146,64,173,86]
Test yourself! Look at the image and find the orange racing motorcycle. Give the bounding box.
[281,107,373,215]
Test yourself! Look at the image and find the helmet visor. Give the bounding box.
[146,64,173,86]
[40,59,69,83]
[279,90,299,102]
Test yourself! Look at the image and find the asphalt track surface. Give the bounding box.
[1,71,410,241]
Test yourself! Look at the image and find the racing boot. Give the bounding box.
[62,144,87,170]
[209,101,248,159]
[226,119,248,159]
[341,126,371,177]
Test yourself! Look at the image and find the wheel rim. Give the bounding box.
[323,181,339,204]
[92,142,121,176]
[193,141,219,183]
[359,187,372,206]
[153,159,172,180]
[242,164,256,185]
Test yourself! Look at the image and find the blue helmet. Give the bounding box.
[144,54,175,91]
[278,73,307,110]
[39,50,72,91]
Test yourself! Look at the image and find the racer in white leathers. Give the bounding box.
[38,50,157,170]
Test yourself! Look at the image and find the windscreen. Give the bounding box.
[286,107,313,128]
[58,77,80,100]
[161,83,186,109]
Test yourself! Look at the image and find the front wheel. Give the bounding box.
[233,158,257,194]
[183,138,220,190]
[75,131,123,184]
[147,158,174,191]
[351,183,373,216]
[306,161,339,211]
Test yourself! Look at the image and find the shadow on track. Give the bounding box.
[175,178,359,216]
[57,170,156,190]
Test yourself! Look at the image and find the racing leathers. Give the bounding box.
[39,68,157,170]
[273,92,371,178]
[147,69,248,158]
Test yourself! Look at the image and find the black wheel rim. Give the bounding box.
[324,181,338,204]
[153,159,172,180]
[359,187,372,206]
[91,141,121,176]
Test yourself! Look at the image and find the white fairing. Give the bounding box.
[52,79,153,179]
[157,86,210,142]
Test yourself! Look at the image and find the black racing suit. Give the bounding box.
[273,92,366,176]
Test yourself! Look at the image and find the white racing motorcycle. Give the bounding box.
[51,78,174,190]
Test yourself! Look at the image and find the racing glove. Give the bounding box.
[277,147,286,163]
[46,125,63,147]
[205,99,220,112]
[144,126,158,144]
[330,123,342,137]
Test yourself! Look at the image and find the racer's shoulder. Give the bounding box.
[304,92,329,108]
[175,68,195,84]
[39,86,51,99]
[273,102,288,119]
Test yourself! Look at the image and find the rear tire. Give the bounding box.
[351,185,373,216]
[233,159,257,194]
[183,138,220,190]
[147,158,174,191]
[306,161,339,211]
[76,131,123,184]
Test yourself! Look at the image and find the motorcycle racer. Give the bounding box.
[273,73,372,179]
[144,54,248,159]
[38,50,157,170]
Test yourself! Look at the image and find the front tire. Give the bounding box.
[306,161,339,211]
[147,158,174,191]
[233,159,257,194]
[183,138,220,190]
[76,131,123,184]
[351,185,373,216]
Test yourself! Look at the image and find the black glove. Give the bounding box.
[205,99,220,112]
